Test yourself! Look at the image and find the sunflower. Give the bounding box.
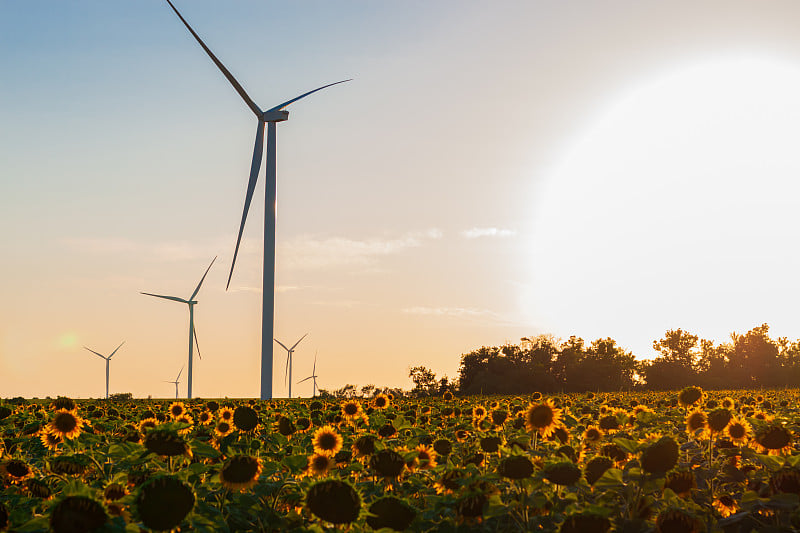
[39,429,63,451]
[752,410,773,422]
[725,416,751,446]
[640,436,679,475]
[712,495,739,517]
[197,410,213,425]
[49,496,108,533]
[524,399,562,439]
[174,414,194,434]
[753,423,794,455]
[434,469,464,494]
[414,444,437,470]
[373,393,390,410]
[214,420,234,438]
[677,386,704,408]
[138,417,158,434]
[0,459,33,483]
[48,409,85,440]
[367,496,417,531]
[352,435,376,459]
[582,426,604,444]
[219,455,263,491]
[370,449,406,479]
[706,408,732,434]
[312,425,343,456]
[167,401,186,419]
[664,471,696,498]
[305,479,363,525]
[685,410,708,439]
[341,400,363,421]
[218,407,234,422]
[770,468,800,495]
[720,396,736,410]
[307,453,335,477]
[136,475,195,531]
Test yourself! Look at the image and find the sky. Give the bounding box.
[5,1,800,398]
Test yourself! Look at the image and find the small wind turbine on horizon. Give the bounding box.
[297,351,320,398]
[274,333,307,399]
[164,0,350,400]
[165,366,184,399]
[84,341,125,399]
[141,256,216,399]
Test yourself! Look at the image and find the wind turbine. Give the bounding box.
[274,333,307,399]
[164,0,350,400]
[165,366,184,399]
[297,351,319,398]
[141,257,216,399]
[84,342,125,399]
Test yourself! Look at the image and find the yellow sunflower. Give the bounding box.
[414,445,437,470]
[712,495,739,518]
[582,425,604,445]
[523,399,562,439]
[306,453,335,477]
[138,417,158,434]
[685,409,708,439]
[39,429,63,451]
[48,409,85,440]
[341,400,363,421]
[725,417,751,446]
[214,420,234,438]
[219,455,263,491]
[197,411,214,425]
[167,401,186,419]
[312,425,343,456]
[218,407,235,422]
[373,393,391,410]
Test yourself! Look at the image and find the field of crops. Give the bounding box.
[1,388,799,532]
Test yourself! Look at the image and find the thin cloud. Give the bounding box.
[461,227,517,239]
[61,237,219,262]
[402,306,503,320]
[280,229,442,270]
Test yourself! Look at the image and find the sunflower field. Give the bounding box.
[1,388,800,532]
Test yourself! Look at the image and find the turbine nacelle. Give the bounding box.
[261,110,289,123]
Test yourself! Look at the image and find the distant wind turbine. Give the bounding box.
[164,0,350,400]
[84,341,125,399]
[297,351,320,398]
[141,257,215,399]
[165,366,184,399]
[274,333,307,399]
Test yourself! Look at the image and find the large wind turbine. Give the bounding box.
[297,351,320,398]
[274,333,307,399]
[141,257,216,399]
[165,366,184,399]
[84,341,125,399]
[164,0,350,400]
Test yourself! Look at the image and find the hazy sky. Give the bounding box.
[5,1,800,398]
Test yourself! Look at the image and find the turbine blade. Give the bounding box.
[226,121,265,290]
[84,346,107,360]
[285,352,290,385]
[176,365,184,381]
[290,333,308,351]
[108,341,125,360]
[274,338,289,352]
[297,376,312,384]
[164,0,262,117]
[313,352,317,374]
[267,79,352,112]
[190,256,217,300]
[141,292,189,304]
[193,323,201,360]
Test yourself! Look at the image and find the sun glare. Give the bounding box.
[529,54,800,357]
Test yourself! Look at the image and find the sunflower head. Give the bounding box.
[725,417,751,445]
[497,455,534,480]
[0,459,33,483]
[48,409,85,440]
[305,479,362,525]
[198,411,213,425]
[712,494,739,518]
[584,455,614,486]
[167,401,186,419]
[144,428,192,458]
[685,410,708,438]
[414,444,437,469]
[706,408,732,434]
[136,475,195,531]
[214,420,234,438]
[370,449,406,478]
[341,400,362,420]
[312,425,343,457]
[655,507,702,533]
[583,426,604,444]
[232,406,259,432]
[677,386,703,407]
[352,435,376,458]
[770,468,800,495]
[307,453,335,477]
[640,436,679,475]
[366,496,417,531]
[524,399,562,438]
[26,478,52,499]
[543,461,581,486]
[559,511,612,533]
[754,423,793,455]
[49,496,108,533]
[373,393,390,410]
[39,429,63,451]
[664,470,696,498]
[219,455,263,491]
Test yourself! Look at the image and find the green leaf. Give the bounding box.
[593,468,624,490]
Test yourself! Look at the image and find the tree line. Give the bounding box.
[452,324,800,394]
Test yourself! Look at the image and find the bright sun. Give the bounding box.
[529,54,800,358]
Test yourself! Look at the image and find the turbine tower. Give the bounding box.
[141,257,215,399]
[274,333,307,399]
[164,0,349,400]
[165,366,184,399]
[297,351,320,398]
[84,341,125,399]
